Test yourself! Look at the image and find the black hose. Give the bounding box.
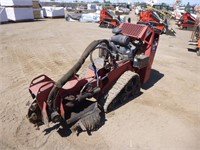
[47,39,110,112]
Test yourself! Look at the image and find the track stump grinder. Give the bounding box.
[138,10,176,36]
[177,12,199,29]
[27,22,160,135]
[99,8,120,28]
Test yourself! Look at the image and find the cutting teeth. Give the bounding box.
[30,113,37,121]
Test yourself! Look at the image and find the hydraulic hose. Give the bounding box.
[47,39,110,113]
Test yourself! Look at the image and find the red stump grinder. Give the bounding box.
[177,12,198,29]
[27,23,160,134]
[138,10,176,36]
[99,8,120,28]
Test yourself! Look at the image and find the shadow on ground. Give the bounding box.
[142,69,164,90]
[43,112,106,137]
[188,48,200,56]
[0,19,46,26]
[174,27,195,32]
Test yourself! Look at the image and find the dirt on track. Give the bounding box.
[0,12,200,150]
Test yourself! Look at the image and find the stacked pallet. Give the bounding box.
[0,0,34,22]
[43,6,65,18]
[32,0,42,19]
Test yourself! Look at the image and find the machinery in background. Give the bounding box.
[144,5,173,28]
[188,23,200,56]
[138,10,176,36]
[177,12,198,29]
[99,8,120,28]
[150,5,174,20]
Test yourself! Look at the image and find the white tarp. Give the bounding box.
[6,7,34,21]
[0,7,8,23]
[40,9,44,18]
[80,13,100,23]
[0,0,32,6]
[43,7,64,18]
[120,15,126,22]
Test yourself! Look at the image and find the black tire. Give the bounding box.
[65,15,70,21]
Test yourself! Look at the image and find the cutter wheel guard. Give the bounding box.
[27,23,160,135]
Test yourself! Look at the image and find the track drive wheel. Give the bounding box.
[103,71,140,113]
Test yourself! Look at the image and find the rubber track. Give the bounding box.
[103,71,138,112]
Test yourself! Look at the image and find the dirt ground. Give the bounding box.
[0,11,200,150]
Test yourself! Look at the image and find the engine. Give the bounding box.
[110,34,137,59]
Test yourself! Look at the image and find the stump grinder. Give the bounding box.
[138,10,176,36]
[27,23,160,134]
[99,8,120,28]
[177,12,198,29]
